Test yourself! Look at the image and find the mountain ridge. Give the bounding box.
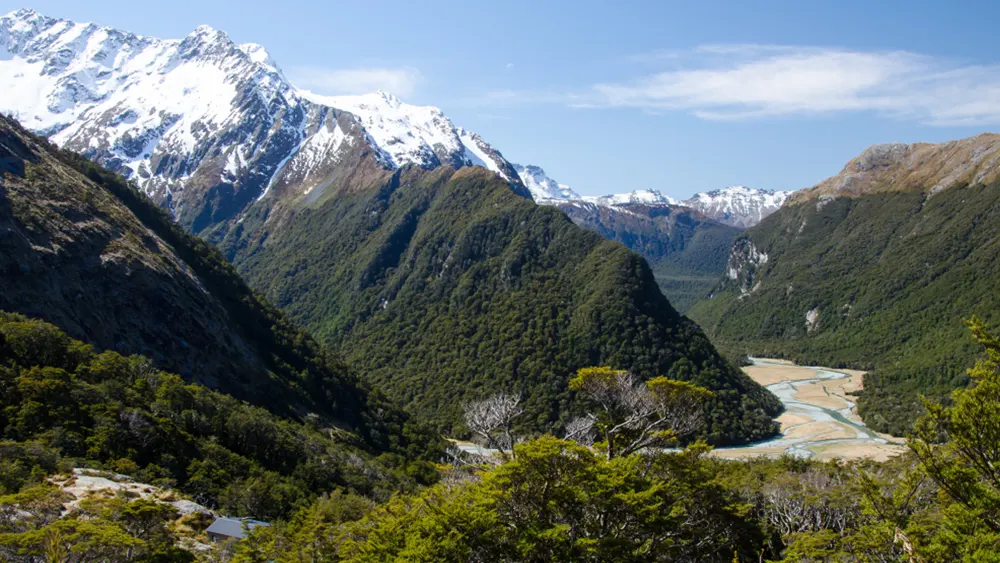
[1,9,782,444]
[0,8,786,235]
[786,134,1000,205]
[225,163,782,444]
[507,165,785,309]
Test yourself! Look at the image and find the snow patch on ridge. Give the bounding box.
[300,90,514,181]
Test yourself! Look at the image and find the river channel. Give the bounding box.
[712,358,906,461]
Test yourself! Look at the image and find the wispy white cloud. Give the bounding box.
[477,45,1000,126]
[288,66,423,97]
[591,45,1000,125]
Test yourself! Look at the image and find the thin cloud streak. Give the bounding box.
[477,45,1000,126]
[288,66,423,97]
[596,46,1000,125]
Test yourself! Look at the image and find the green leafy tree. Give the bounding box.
[335,436,761,562]
[0,518,144,563]
[910,317,1000,533]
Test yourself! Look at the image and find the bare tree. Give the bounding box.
[568,367,713,459]
[563,415,597,446]
[462,393,523,454]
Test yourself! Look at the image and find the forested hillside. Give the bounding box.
[227,166,780,444]
[226,319,1000,561]
[5,312,1000,561]
[0,114,437,456]
[0,312,439,521]
[689,137,1000,434]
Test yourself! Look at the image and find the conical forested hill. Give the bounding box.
[225,165,781,445]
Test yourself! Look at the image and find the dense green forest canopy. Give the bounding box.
[226,166,780,445]
[0,311,442,522]
[5,320,1000,560]
[689,181,1000,435]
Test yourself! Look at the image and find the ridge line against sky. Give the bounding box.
[3,0,999,199]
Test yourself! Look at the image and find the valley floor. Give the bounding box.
[712,359,906,461]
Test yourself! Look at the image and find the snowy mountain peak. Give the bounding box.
[681,186,791,228]
[0,10,527,229]
[238,42,279,72]
[3,8,46,27]
[513,164,676,207]
[373,89,402,107]
[514,163,668,208]
[301,89,517,182]
[192,24,221,36]
[584,189,678,207]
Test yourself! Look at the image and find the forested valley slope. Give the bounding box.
[689,135,1000,434]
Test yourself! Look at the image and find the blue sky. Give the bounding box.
[5,0,1000,198]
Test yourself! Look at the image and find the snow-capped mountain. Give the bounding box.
[0,9,522,232]
[302,90,520,182]
[0,8,787,237]
[513,164,581,202]
[582,190,678,207]
[681,187,791,228]
[512,164,675,208]
[512,164,786,228]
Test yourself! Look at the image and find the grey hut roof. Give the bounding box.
[206,517,270,539]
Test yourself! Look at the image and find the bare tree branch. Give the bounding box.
[569,368,713,459]
[462,393,523,454]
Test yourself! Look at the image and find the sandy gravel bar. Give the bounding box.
[743,363,823,386]
[712,358,908,461]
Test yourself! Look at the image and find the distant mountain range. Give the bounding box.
[512,163,791,228]
[0,9,781,444]
[688,133,1000,435]
[0,8,789,235]
[507,165,790,308]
